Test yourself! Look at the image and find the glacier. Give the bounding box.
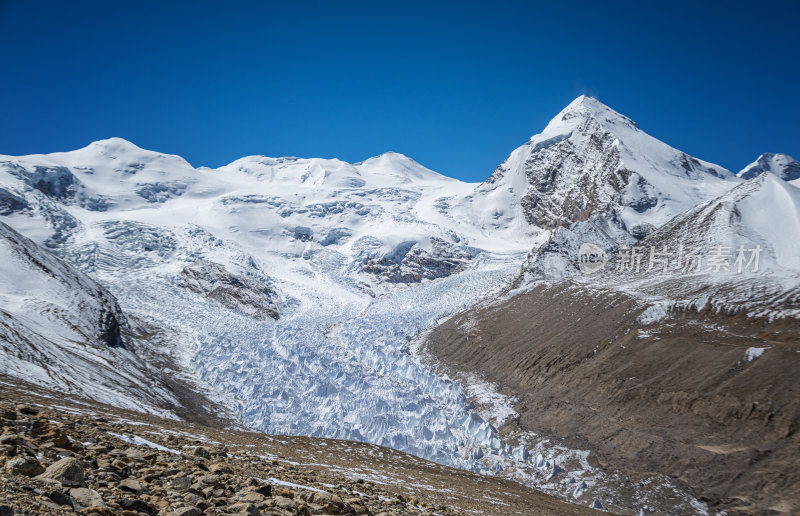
[0,134,559,485]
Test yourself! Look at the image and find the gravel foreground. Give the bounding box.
[0,377,602,516]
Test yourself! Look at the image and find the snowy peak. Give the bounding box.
[542,95,639,136]
[17,137,196,172]
[0,137,202,212]
[220,155,364,188]
[738,153,800,182]
[212,151,455,189]
[221,151,455,188]
[356,150,415,167]
[354,151,454,185]
[527,166,800,318]
[468,96,737,239]
[87,136,144,154]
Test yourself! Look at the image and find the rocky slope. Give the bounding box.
[0,219,232,426]
[0,379,600,516]
[422,281,800,515]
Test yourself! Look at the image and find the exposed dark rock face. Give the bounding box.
[361,237,473,283]
[135,181,188,203]
[100,310,124,348]
[517,129,625,229]
[1,162,86,203]
[29,166,78,199]
[738,153,800,181]
[0,188,28,215]
[179,260,280,320]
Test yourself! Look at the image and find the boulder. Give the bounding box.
[15,404,38,415]
[170,475,192,489]
[45,490,75,508]
[34,457,85,487]
[274,496,297,510]
[227,503,258,515]
[207,462,232,474]
[39,428,71,449]
[251,483,272,497]
[173,507,202,516]
[117,498,156,515]
[0,434,19,446]
[235,492,265,504]
[70,488,105,507]
[118,477,148,494]
[192,446,211,459]
[79,507,115,515]
[5,456,44,477]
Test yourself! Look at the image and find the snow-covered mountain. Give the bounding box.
[0,96,797,514]
[0,137,537,289]
[422,173,800,516]
[526,169,800,321]
[459,95,739,241]
[738,152,800,182]
[638,172,800,275]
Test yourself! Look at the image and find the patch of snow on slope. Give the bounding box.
[458,372,518,428]
[743,347,769,362]
[107,431,181,454]
[637,302,670,325]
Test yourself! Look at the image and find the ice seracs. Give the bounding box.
[0,133,535,477]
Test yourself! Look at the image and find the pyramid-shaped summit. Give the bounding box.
[464,96,739,239]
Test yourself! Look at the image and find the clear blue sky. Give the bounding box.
[1,1,797,182]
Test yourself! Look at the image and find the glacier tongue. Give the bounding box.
[0,132,566,480]
[113,250,527,471]
[0,134,546,465]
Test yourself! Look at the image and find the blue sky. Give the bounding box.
[1,1,797,182]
